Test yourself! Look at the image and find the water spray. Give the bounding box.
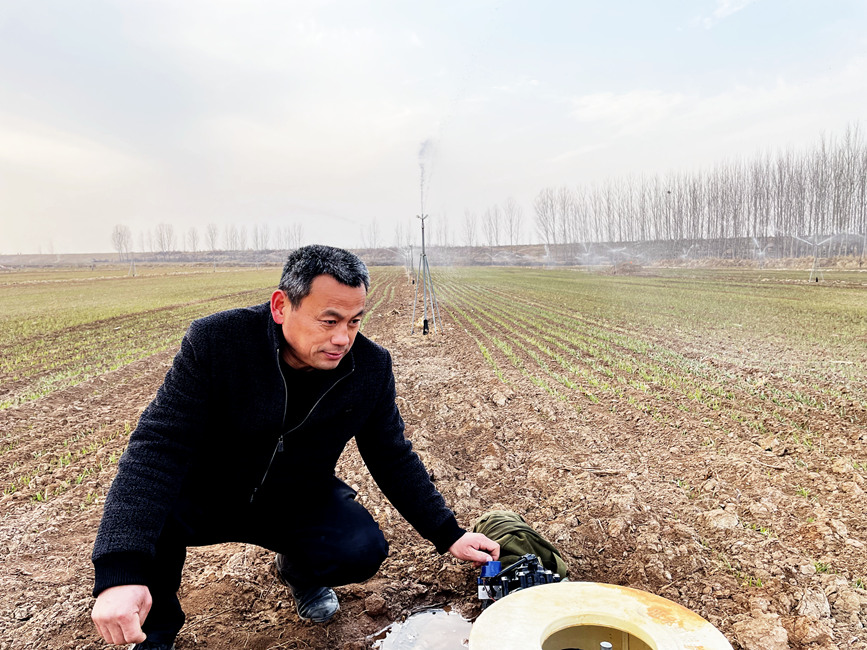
[792,233,835,282]
[751,237,772,269]
[418,139,435,218]
[605,245,628,274]
[576,242,594,269]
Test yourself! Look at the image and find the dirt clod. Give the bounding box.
[364,594,387,617]
[732,613,790,650]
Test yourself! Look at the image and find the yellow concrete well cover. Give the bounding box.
[469,582,732,650]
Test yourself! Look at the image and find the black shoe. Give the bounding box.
[131,641,176,650]
[275,554,339,623]
[289,584,340,623]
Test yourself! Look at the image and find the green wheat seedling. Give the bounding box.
[814,561,832,574]
[437,268,865,440]
[443,277,812,433]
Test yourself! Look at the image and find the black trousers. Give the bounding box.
[143,478,389,643]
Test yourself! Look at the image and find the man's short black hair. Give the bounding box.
[278,245,370,308]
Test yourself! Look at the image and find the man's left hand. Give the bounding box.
[448,532,500,567]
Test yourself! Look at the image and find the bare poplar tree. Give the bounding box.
[555,187,577,261]
[224,224,238,251]
[361,219,380,250]
[205,223,219,253]
[393,220,408,267]
[186,227,200,255]
[463,210,478,247]
[238,225,248,251]
[250,224,271,251]
[205,223,219,270]
[534,187,557,250]
[251,224,262,252]
[855,129,867,265]
[111,225,132,261]
[503,197,523,250]
[434,214,450,249]
[155,223,175,257]
[482,205,501,261]
[393,220,405,249]
[288,223,304,250]
[274,226,289,250]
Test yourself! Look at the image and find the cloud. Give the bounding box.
[0,115,148,181]
[144,3,386,80]
[557,56,867,183]
[492,78,541,94]
[547,143,609,165]
[702,0,760,29]
[570,56,867,141]
[571,90,686,133]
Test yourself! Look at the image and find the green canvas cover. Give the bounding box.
[472,510,569,578]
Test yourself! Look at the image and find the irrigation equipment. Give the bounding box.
[477,555,562,611]
[751,237,772,269]
[793,234,834,282]
[410,214,442,335]
[575,242,594,268]
[848,229,866,268]
[605,245,628,274]
[680,243,697,262]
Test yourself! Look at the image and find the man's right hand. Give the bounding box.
[91,584,152,645]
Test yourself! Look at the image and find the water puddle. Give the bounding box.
[369,607,472,649]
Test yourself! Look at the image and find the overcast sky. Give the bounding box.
[1,0,866,254]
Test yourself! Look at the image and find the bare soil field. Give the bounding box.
[1,267,866,650]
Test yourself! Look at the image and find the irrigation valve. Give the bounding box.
[477,554,562,610]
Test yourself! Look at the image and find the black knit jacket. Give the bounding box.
[92,302,464,595]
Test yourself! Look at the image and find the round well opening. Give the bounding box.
[542,624,656,650]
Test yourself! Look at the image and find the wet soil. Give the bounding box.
[1,276,866,650]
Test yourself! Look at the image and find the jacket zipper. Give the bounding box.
[249,345,355,503]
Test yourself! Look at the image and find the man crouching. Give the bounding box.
[91,244,499,648]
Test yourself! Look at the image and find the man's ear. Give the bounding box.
[270,290,287,324]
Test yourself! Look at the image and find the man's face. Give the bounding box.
[270,274,367,371]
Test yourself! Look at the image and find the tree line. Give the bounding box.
[384,125,867,264]
[111,222,305,262]
[111,125,867,266]
[532,124,867,261]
